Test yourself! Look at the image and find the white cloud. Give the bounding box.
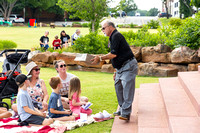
[109,0,162,11]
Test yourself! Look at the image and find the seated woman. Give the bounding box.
[12,61,49,113]
[54,60,88,109]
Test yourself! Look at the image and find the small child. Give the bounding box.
[52,35,61,50]
[68,77,92,118]
[16,74,53,126]
[48,77,75,121]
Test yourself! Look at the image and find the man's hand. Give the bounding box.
[113,73,116,81]
[91,56,100,64]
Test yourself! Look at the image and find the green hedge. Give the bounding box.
[72,32,110,54]
[0,40,17,50]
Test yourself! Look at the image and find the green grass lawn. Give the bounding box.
[0,27,157,49]
[0,26,159,132]
[0,63,158,133]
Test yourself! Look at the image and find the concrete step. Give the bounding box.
[138,83,170,133]
[111,89,138,133]
[159,77,198,117]
[169,116,200,133]
[178,71,200,116]
[159,77,200,133]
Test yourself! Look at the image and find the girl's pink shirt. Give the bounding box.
[69,92,81,111]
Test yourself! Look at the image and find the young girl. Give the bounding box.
[68,77,92,118]
[52,35,61,50]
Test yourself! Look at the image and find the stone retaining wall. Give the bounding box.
[29,44,200,77]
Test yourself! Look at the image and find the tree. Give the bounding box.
[27,0,57,19]
[180,0,193,18]
[162,0,170,19]
[117,0,137,16]
[190,0,200,12]
[57,0,109,33]
[0,0,18,20]
[147,8,159,16]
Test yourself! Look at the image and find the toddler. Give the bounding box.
[68,77,92,118]
[52,35,61,50]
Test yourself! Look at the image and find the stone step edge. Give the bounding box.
[178,72,200,116]
[111,89,139,133]
[138,83,170,132]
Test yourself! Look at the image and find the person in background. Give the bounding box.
[52,35,61,50]
[40,31,49,51]
[71,29,81,46]
[60,30,70,48]
[91,21,138,121]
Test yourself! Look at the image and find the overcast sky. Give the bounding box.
[109,0,162,11]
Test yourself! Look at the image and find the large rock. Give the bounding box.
[130,46,142,61]
[31,51,51,63]
[198,48,200,58]
[171,46,200,63]
[56,52,77,65]
[138,62,159,76]
[161,64,188,72]
[101,64,114,73]
[154,66,178,77]
[142,44,171,63]
[188,63,200,71]
[138,62,178,77]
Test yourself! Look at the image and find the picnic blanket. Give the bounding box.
[0,116,113,133]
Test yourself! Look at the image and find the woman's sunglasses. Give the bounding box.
[60,64,67,68]
[33,68,40,72]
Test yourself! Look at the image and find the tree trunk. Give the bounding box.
[91,21,95,32]
[164,2,169,19]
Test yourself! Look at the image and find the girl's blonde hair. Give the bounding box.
[68,77,81,100]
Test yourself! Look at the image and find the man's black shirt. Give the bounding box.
[109,29,134,69]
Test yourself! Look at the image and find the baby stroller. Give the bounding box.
[0,49,30,110]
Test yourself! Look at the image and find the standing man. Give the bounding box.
[71,29,81,46]
[91,21,138,121]
[40,31,49,51]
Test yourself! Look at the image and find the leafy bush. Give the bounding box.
[130,23,137,28]
[169,18,182,29]
[81,23,89,27]
[72,32,110,54]
[147,19,160,29]
[167,15,200,49]
[122,26,163,47]
[0,40,17,50]
[72,22,82,27]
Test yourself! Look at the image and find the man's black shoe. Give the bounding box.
[113,111,121,116]
[119,114,130,121]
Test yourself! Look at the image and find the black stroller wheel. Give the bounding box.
[0,102,9,110]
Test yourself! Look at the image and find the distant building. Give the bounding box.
[162,0,180,17]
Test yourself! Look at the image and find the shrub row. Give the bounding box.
[59,12,200,54]
[0,40,17,50]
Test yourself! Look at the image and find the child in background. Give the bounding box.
[68,77,92,118]
[52,35,61,50]
[16,74,53,126]
[48,77,75,121]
